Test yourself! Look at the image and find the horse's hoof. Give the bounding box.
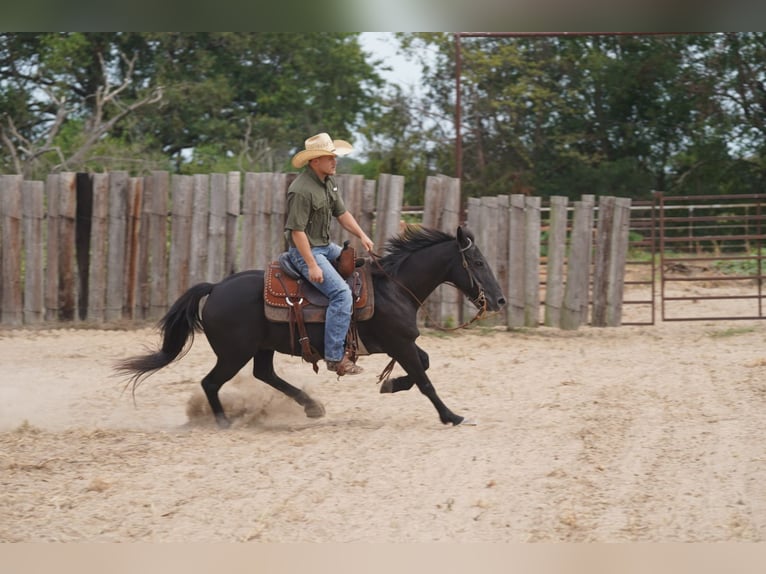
[216,416,232,429]
[379,379,393,394]
[305,401,325,418]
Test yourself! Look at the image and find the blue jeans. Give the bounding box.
[288,244,352,362]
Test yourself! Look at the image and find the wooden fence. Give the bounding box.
[0,171,630,330]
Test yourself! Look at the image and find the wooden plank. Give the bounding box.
[240,172,258,271]
[523,196,541,327]
[544,196,569,327]
[464,197,481,322]
[606,197,632,326]
[422,175,444,229]
[122,177,143,319]
[189,174,209,286]
[360,179,376,242]
[494,194,510,325]
[137,175,153,318]
[225,171,241,276]
[58,172,77,321]
[0,175,23,325]
[507,194,526,328]
[105,171,128,321]
[167,175,194,304]
[592,195,616,326]
[374,174,404,248]
[270,173,287,259]
[207,173,227,281]
[87,173,109,322]
[147,170,170,319]
[22,180,45,324]
[44,174,60,321]
[561,196,594,330]
[253,172,272,271]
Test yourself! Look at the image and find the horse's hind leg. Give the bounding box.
[253,350,325,418]
[202,359,246,429]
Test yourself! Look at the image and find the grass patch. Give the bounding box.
[708,326,757,338]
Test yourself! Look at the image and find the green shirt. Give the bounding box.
[284,169,347,248]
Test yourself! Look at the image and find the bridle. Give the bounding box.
[369,237,489,331]
[456,237,488,317]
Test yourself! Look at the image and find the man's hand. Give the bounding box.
[360,234,374,254]
[308,262,324,283]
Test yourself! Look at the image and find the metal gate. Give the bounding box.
[625,193,766,324]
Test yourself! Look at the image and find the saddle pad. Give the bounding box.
[264,262,374,323]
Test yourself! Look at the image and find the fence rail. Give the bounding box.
[1,171,633,330]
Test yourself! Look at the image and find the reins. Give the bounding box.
[367,243,490,333]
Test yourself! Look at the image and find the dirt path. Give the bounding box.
[1,316,766,542]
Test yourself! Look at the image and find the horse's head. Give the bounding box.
[454,226,507,314]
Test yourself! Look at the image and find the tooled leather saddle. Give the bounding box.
[263,243,374,372]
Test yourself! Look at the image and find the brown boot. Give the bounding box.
[326,354,363,376]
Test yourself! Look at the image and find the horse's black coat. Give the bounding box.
[117,226,506,427]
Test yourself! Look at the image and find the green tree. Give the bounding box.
[0,33,384,177]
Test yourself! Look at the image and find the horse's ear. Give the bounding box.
[456,226,470,248]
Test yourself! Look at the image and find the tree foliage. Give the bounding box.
[394,32,766,200]
[0,32,383,178]
[2,32,766,202]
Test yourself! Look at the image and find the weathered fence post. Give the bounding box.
[254,172,272,271]
[523,196,541,327]
[495,195,510,325]
[422,174,462,327]
[374,174,404,248]
[105,172,129,321]
[270,173,287,260]
[606,197,631,326]
[44,174,59,321]
[592,196,631,326]
[189,174,210,286]
[592,195,615,327]
[123,177,143,319]
[561,195,595,330]
[207,173,227,282]
[147,171,170,319]
[58,172,77,321]
[333,174,368,249]
[225,171,241,276]
[544,196,569,327]
[361,180,376,241]
[507,194,526,328]
[167,174,194,306]
[241,172,258,271]
[0,175,23,326]
[87,173,109,322]
[22,180,45,324]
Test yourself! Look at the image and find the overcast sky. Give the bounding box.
[358,32,423,91]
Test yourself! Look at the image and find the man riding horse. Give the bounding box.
[284,132,374,376]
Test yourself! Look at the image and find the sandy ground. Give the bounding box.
[2,281,766,543]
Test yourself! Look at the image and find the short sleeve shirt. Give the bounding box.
[284,169,347,248]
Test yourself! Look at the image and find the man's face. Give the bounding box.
[310,154,337,179]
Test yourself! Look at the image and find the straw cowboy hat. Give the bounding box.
[291,132,354,168]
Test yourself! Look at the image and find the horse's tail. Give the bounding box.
[115,282,215,392]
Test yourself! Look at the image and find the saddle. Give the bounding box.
[264,244,375,372]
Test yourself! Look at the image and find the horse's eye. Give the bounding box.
[475,260,484,267]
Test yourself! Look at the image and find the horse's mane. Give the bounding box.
[377,224,456,275]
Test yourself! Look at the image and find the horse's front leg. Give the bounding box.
[392,343,463,426]
[380,345,429,394]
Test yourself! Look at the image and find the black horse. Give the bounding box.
[116,225,506,427]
